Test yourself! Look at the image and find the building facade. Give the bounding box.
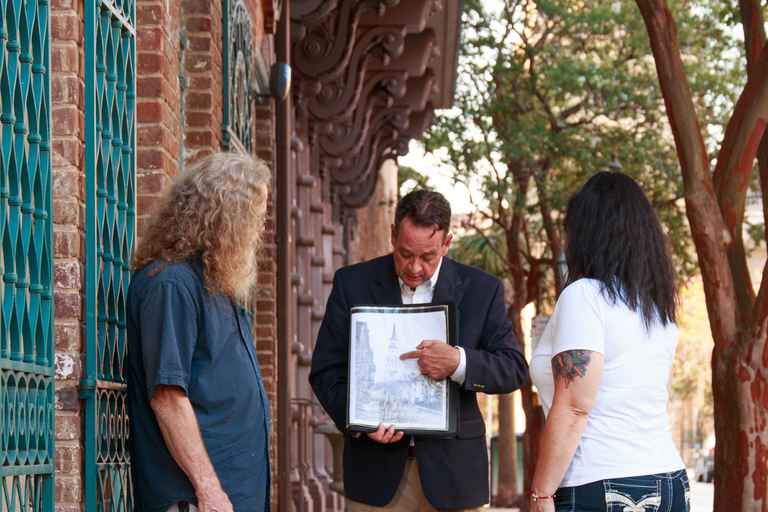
[0,0,460,511]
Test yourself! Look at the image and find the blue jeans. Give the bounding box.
[554,469,690,512]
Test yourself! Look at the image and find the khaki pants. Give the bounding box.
[345,459,484,512]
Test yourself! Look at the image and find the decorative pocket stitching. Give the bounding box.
[604,479,661,512]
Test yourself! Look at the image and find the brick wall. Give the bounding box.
[51,0,85,507]
[349,159,399,264]
[136,0,183,236]
[137,0,282,504]
[253,100,276,379]
[180,0,224,165]
[48,0,280,508]
[252,99,279,506]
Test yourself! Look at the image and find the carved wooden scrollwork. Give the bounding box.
[326,73,437,191]
[292,0,401,81]
[327,105,410,184]
[291,0,339,21]
[293,0,446,213]
[307,28,407,120]
[318,70,408,154]
[337,106,437,209]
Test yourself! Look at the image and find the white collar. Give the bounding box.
[398,256,443,297]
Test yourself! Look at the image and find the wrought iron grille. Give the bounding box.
[82,1,136,511]
[0,0,54,509]
[222,0,254,154]
[178,30,188,172]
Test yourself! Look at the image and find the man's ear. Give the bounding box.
[391,223,397,249]
[442,233,453,255]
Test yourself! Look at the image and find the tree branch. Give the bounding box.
[752,121,768,317]
[534,168,564,294]
[740,0,766,77]
[710,43,768,318]
[743,0,768,318]
[712,43,768,236]
[533,88,560,131]
[652,196,683,208]
[561,102,584,120]
[635,0,737,344]
[468,221,516,271]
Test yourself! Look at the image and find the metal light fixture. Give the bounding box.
[269,62,291,101]
[255,62,291,102]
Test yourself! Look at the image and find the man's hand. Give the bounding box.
[400,339,460,380]
[367,423,404,444]
[151,385,234,512]
[196,480,234,512]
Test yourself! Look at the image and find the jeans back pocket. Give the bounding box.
[604,476,662,512]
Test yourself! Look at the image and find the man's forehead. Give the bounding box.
[397,227,445,240]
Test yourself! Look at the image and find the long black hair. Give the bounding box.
[563,170,677,327]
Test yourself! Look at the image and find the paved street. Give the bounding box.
[689,473,715,512]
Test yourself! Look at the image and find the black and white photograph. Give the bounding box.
[348,304,455,433]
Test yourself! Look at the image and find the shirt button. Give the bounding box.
[472,384,484,390]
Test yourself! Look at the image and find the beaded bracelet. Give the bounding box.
[531,490,556,502]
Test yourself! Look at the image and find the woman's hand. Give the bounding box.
[530,496,555,512]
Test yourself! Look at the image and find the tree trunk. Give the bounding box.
[496,392,518,506]
[712,318,768,512]
[636,0,768,509]
[521,388,543,512]
[509,303,540,512]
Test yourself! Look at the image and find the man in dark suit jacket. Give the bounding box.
[310,190,528,511]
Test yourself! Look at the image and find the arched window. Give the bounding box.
[222,0,255,154]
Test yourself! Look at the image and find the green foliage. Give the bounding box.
[671,0,745,154]
[422,0,741,301]
[397,164,432,200]
[448,228,512,279]
[746,221,766,253]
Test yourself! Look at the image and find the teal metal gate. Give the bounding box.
[0,0,54,509]
[80,1,136,511]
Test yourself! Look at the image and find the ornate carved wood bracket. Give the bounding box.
[292,0,447,214]
[291,0,401,81]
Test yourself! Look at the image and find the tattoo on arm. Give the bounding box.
[552,350,593,389]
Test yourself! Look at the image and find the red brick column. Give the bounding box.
[51,0,85,509]
[252,81,280,506]
[136,1,183,235]
[181,0,224,162]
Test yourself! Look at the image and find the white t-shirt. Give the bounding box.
[530,279,685,487]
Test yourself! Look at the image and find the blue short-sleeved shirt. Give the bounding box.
[127,259,271,512]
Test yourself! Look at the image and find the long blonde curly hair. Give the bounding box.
[134,152,271,302]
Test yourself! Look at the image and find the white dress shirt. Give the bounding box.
[397,257,467,384]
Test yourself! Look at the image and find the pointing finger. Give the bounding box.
[400,350,421,360]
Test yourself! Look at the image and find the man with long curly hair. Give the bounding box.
[127,152,272,512]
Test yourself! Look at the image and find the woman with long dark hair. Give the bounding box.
[529,171,688,511]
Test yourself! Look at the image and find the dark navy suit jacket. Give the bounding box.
[309,255,528,508]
